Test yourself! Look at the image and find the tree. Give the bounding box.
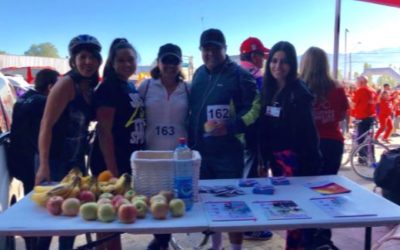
[0,50,6,55]
[24,43,59,58]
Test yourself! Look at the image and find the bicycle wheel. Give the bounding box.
[350,141,389,180]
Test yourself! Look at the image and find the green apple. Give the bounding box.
[169,199,186,217]
[80,202,98,221]
[132,199,148,218]
[97,203,116,222]
[150,200,168,220]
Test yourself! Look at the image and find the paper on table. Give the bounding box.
[304,180,351,195]
[310,196,377,217]
[253,200,311,220]
[204,201,256,222]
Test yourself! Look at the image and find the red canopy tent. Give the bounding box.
[358,0,400,8]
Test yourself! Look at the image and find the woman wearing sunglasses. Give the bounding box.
[138,43,189,250]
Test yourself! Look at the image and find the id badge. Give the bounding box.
[207,105,230,122]
[266,106,281,117]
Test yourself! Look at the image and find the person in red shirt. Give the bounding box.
[301,47,349,174]
[352,75,376,161]
[374,90,396,142]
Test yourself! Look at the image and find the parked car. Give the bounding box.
[0,72,26,250]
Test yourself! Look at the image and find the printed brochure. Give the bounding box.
[253,200,311,220]
[204,201,256,221]
[304,180,351,195]
[310,196,377,217]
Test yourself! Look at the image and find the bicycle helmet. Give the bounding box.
[68,34,101,56]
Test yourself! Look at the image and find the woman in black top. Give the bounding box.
[258,41,323,249]
[91,38,145,177]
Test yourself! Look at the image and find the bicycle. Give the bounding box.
[345,123,389,180]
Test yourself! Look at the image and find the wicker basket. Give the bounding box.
[131,150,201,201]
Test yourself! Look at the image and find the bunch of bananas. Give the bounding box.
[31,169,82,207]
[79,175,101,197]
[98,173,132,195]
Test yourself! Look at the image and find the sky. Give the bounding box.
[0,0,399,68]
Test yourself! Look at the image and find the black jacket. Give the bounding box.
[259,79,322,176]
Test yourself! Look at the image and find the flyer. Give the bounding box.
[253,200,311,220]
[204,201,257,221]
[304,180,351,195]
[310,196,377,217]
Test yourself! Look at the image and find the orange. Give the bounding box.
[97,170,114,182]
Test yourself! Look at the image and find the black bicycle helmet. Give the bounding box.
[68,34,101,56]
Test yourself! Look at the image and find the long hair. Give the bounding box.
[300,47,337,101]
[103,38,138,81]
[262,41,298,106]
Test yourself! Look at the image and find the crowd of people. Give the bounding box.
[7,29,399,250]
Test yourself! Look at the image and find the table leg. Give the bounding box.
[365,227,372,250]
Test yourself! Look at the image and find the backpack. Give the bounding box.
[374,148,400,192]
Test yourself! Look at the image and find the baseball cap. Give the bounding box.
[157,43,182,61]
[240,37,269,55]
[200,28,226,48]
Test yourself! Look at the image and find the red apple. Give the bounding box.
[97,197,112,205]
[114,198,131,211]
[46,196,64,216]
[111,195,125,207]
[78,190,96,203]
[118,204,137,223]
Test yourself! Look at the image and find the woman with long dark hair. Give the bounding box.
[258,41,323,249]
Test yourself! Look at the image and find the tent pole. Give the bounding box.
[333,0,341,79]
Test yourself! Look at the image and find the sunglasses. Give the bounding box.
[161,56,181,65]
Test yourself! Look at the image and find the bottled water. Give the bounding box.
[173,137,193,211]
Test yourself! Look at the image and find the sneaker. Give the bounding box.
[243,230,273,241]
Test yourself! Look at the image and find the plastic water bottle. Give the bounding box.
[173,137,193,211]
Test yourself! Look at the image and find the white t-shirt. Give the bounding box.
[138,78,189,150]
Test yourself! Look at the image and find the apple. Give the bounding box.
[80,202,98,221]
[132,195,149,205]
[132,199,148,218]
[114,198,131,211]
[150,194,167,205]
[97,203,116,223]
[118,204,137,223]
[62,198,81,216]
[78,190,96,203]
[158,190,174,203]
[169,199,186,217]
[150,201,169,220]
[99,192,114,200]
[97,198,112,205]
[111,195,125,208]
[46,196,64,216]
[124,189,136,200]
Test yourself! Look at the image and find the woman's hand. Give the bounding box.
[35,165,50,185]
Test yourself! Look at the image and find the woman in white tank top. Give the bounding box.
[138,44,189,250]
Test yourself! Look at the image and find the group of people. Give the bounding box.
[9,28,355,250]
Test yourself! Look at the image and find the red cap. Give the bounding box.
[240,37,270,55]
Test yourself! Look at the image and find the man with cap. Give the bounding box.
[188,28,260,250]
[239,37,273,241]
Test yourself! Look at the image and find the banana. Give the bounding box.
[34,185,55,193]
[101,173,132,195]
[60,168,83,184]
[80,175,93,190]
[89,178,101,197]
[31,192,50,207]
[47,175,81,199]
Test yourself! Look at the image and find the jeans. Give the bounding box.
[320,139,344,175]
[357,117,375,158]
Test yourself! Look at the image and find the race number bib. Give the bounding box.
[155,125,176,136]
[265,106,281,117]
[207,105,230,122]
[130,118,145,144]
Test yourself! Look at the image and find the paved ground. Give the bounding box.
[13,132,400,249]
